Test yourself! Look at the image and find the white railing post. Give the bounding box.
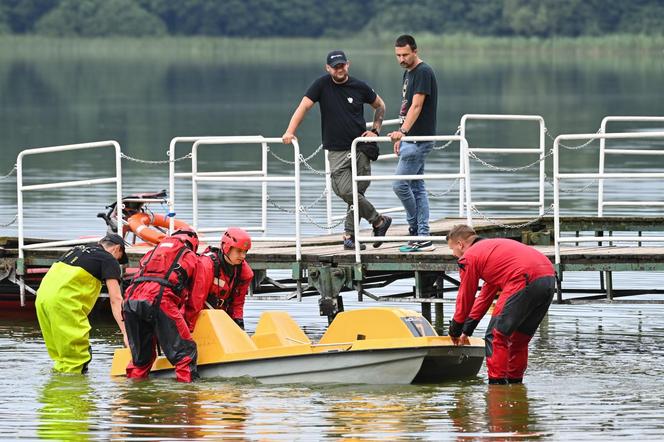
[553,137,561,266]
[261,142,269,236]
[459,115,472,218]
[538,118,546,215]
[461,137,473,225]
[324,149,333,231]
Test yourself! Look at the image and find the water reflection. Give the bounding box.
[38,373,94,441]
[449,384,541,439]
[485,384,538,439]
[110,380,249,440]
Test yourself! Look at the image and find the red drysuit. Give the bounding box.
[449,238,555,383]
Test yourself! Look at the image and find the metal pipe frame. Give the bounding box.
[168,136,267,234]
[598,116,664,216]
[554,130,664,265]
[350,135,471,263]
[460,114,546,216]
[324,119,402,230]
[16,140,122,306]
[191,137,302,260]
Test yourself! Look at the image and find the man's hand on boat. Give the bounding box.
[451,333,470,346]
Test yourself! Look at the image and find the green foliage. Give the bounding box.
[0,8,8,34]
[34,0,166,37]
[2,0,664,37]
[0,0,57,33]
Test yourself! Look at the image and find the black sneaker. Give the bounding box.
[343,236,366,250]
[372,215,392,248]
[399,240,436,252]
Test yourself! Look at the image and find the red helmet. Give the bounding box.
[222,227,251,255]
[172,227,199,251]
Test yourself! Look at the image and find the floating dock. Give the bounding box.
[2,114,663,328]
[4,214,664,329]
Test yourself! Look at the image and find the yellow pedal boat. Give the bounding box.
[111,307,485,384]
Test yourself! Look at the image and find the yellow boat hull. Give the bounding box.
[111,307,484,384]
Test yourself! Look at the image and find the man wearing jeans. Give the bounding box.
[388,34,438,252]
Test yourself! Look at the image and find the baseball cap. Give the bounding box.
[102,233,129,264]
[326,50,348,67]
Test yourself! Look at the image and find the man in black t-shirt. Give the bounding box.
[282,50,392,250]
[35,233,128,373]
[388,35,438,253]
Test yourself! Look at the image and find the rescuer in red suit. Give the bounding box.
[123,228,200,383]
[186,227,253,330]
[446,224,555,384]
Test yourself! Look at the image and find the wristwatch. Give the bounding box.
[370,128,380,135]
[399,127,408,135]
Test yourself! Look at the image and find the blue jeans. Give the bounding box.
[392,141,434,236]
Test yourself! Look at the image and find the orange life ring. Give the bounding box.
[127,213,192,245]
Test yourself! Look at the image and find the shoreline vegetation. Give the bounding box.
[0,34,662,61]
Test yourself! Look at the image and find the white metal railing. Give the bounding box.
[460,114,546,216]
[325,119,402,231]
[598,116,664,216]
[16,140,123,305]
[168,136,267,234]
[351,135,472,263]
[191,137,302,260]
[553,131,664,265]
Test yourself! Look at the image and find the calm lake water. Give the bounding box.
[1,38,663,439]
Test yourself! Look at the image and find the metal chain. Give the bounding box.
[266,146,298,165]
[428,178,459,198]
[299,155,329,176]
[0,165,17,180]
[266,193,350,230]
[544,174,598,194]
[470,204,554,229]
[304,144,324,162]
[302,208,348,230]
[467,148,553,172]
[544,127,604,150]
[266,189,328,212]
[120,152,192,164]
[432,128,461,150]
[0,214,17,227]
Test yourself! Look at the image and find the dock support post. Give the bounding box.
[309,265,351,324]
[434,274,445,334]
[421,302,432,323]
[434,304,444,334]
[605,271,614,301]
[415,271,439,325]
[555,266,563,303]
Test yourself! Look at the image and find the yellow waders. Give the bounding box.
[35,262,102,373]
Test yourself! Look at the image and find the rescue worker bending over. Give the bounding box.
[447,224,555,385]
[123,228,200,382]
[36,233,128,373]
[187,227,253,330]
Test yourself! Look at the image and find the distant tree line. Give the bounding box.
[1,0,663,38]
